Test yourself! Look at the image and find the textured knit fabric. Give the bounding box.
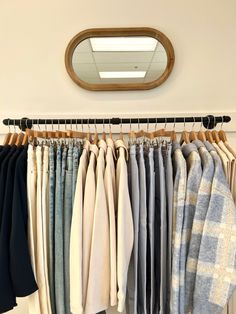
[170,142,187,314]
[126,144,140,314]
[192,141,236,314]
[179,144,202,314]
[27,145,41,314]
[82,144,98,309]
[104,138,117,307]
[185,140,214,313]
[70,140,89,314]
[115,139,134,312]
[85,140,110,314]
[218,141,235,191]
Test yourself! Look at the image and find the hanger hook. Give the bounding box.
[155,117,158,131]
[164,117,167,130]
[200,116,203,131]
[58,119,60,131]
[19,119,22,131]
[87,119,90,133]
[173,117,176,131]
[191,117,195,131]
[94,118,97,133]
[120,118,123,133]
[8,119,11,133]
[109,118,111,134]
[147,118,149,133]
[103,118,105,133]
[213,116,216,130]
[183,117,186,130]
[45,119,47,131]
[51,120,54,131]
[64,119,67,131]
[220,116,224,130]
[25,118,28,130]
[138,118,140,132]
[207,116,211,130]
[37,119,40,130]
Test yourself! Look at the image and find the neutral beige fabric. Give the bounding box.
[41,145,52,314]
[224,141,236,203]
[212,143,230,181]
[36,146,50,314]
[104,138,117,307]
[85,140,110,314]
[115,139,134,313]
[82,144,99,309]
[27,145,41,314]
[218,141,235,189]
[70,140,90,314]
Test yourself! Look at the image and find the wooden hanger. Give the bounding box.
[212,130,221,143]
[180,130,190,145]
[197,117,206,142]
[180,118,190,144]
[8,120,18,145]
[189,118,198,142]
[218,118,227,142]
[119,119,124,140]
[3,120,12,145]
[205,130,214,143]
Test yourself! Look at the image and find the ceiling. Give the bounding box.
[72,37,167,84]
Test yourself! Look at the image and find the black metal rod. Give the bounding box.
[2,115,231,131]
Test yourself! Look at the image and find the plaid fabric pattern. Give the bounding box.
[185,141,215,313]
[171,143,187,314]
[192,142,236,314]
[179,144,202,314]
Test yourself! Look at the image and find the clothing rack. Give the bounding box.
[2,115,231,131]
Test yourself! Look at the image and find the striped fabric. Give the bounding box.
[171,142,187,314]
[192,142,236,314]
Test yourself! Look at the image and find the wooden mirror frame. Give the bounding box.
[65,27,175,91]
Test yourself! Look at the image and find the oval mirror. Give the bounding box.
[65,28,175,91]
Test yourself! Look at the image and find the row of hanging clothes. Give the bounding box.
[0,116,235,314]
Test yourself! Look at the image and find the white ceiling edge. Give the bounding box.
[0,110,235,135]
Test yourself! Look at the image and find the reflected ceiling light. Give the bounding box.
[99,71,146,78]
[90,37,157,52]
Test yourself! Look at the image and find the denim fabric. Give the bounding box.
[64,144,73,314]
[54,145,65,314]
[158,146,167,314]
[148,146,155,314]
[162,144,173,314]
[72,145,80,204]
[154,145,167,314]
[137,144,147,314]
[48,145,56,314]
[144,146,151,314]
[126,144,140,314]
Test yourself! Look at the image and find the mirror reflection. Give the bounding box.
[72,36,168,84]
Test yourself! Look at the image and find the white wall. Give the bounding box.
[0,0,236,313]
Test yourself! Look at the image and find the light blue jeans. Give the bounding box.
[72,145,80,204]
[49,145,56,314]
[64,144,73,314]
[55,145,65,314]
